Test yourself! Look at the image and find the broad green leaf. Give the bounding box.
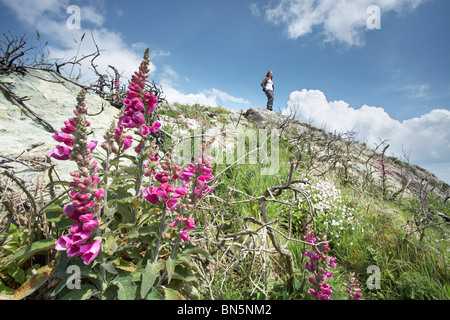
[182,244,215,264]
[181,281,201,300]
[101,261,118,275]
[60,284,97,300]
[0,239,56,271]
[140,260,163,299]
[166,257,175,284]
[145,288,164,300]
[113,273,136,300]
[163,287,185,300]
[13,265,53,300]
[9,266,26,284]
[104,236,118,255]
[113,258,136,272]
[175,254,192,268]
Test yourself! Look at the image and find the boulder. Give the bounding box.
[0,69,118,182]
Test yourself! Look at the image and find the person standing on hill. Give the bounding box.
[261,70,274,111]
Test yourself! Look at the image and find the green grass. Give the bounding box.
[205,132,449,300]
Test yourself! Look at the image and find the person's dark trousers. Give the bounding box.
[265,90,274,111]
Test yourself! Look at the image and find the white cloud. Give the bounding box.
[2,0,251,109]
[162,85,250,108]
[399,83,431,98]
[249,3,261,17]
[162,86,219,107]
[0,0,68,25]
[159,65,250,108]
[282,89,450,183]
[79,5,105,27]
[0,0,143,83]
[204,88,251,105]
[46,28,151,85]
[262,0,428,46]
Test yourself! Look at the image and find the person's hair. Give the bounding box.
[265,70,273,79]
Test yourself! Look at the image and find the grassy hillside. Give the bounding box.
[0,99,448,300]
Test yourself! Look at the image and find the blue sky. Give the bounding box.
[1,0,449,183]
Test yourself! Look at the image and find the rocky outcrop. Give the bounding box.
[0,69,118,182]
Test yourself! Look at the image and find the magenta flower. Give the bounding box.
[166,198,178,211]
[55,236,73,251]
[303,226,336,300]
[173,187,188,198]
[87,140,98,152]
[63,204,82,221]
[180,232,190,241]
[170,215,183,228]
[52,132,74,147]
[94,188,104,201]
[149,121,161,133]
[140,125,150,137]
[122,135,133,150]
[50,89,102,265]
[142,187,160,204]
[132,111,146,124]
[146,94,158,113]
[118,115,138,128]
[71,230,93,245]
[82,219,99,232]
[184,218,196,230]
[81,240,101,265]
[47,145,72,160]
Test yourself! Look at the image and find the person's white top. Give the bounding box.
[265,79,273,91]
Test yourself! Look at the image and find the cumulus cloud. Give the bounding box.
[1,0,248,107]
[159,65,250,107]
[162,85,250,108]
[0,0,145,83]
[282,89,450,183]
[262,0,428,46]
[0,0,68,25]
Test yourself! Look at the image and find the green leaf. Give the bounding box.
[113,273,136,300]
[113,258,136,273]
[9,267,26,284]
[104,236,118,255]
[45,180,70,189]
[182,244,215,264]
[140,260,163,299]
[175,254,192,268]
[0,239,56,271]
[145,288,164,300]
[13,265,53,300]
[181,281,201,300]
[163,287,185,300]
[166,257,175,284]
[101,261,118,275]
[60,284,97,300]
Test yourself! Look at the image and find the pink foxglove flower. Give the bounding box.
[47,145,71,160]
[50,90,103,265]
[166,198,178,211]
[55,236,73,251]
[180,232,190,242]
[149,121,161,133]
[303,226,336,300]
[81,240,101,265]
[140,125,150,137]
[142,187,160,204]
[52,132,74,147]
